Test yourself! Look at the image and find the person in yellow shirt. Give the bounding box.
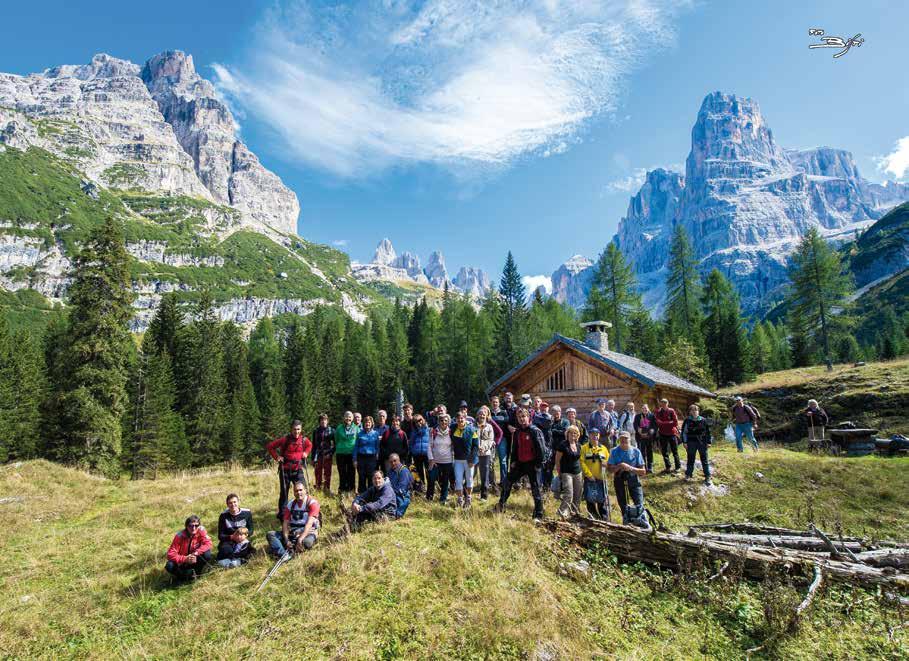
[580,428,610,520]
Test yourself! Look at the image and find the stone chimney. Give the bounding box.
[580,321,611,354]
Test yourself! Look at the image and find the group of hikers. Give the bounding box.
[165,391,779,583]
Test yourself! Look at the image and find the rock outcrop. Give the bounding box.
[452,267,491,299]
[424,251,449,289]
[0,51,299,235]
[550,255,595,308]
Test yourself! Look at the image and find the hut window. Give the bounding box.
[546,366,566,391]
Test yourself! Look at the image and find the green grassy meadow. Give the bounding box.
[2,444,908,659]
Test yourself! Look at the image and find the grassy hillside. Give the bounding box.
[0,146,380,327]
[2,448,907,659]
[846,201,909,287]
[701,358,909,441]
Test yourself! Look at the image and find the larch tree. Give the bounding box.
[786,227,853,370]
[587,242,639,353]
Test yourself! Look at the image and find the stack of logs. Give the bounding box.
[546,518,909,594]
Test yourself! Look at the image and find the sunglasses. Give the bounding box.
[187,523,200,528]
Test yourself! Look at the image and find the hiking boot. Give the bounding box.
[464,495,472,509]
[493,502,505,514]
[684,475,692,482]
[456,496,464,508]
[704,479,713,487]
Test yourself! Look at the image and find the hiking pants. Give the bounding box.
[356,454,378,494]
[477,455,493,497]
[500,461,543,518]
[638,436,655,472]
[335,453,355,493]
[395,491,411,518]
[735,422,758,451]
[427,462,453,503]
[314,455,333,491]
[614,472,644,518]
[165,550,212,580]
[659,435,681,471]
[558,472,583,517]
[267,530,316,556]
[685,440,711,480]
[496,440,509,486]
[277,467,304,517]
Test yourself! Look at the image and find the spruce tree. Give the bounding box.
[626,304,660,362]
[385,312,410,410]
[875,306,906,360]
[665,224,704,349]
[496,251,527,371]
[656,337,714,390]
[182,294,230,465]
[56,217,134,476]
[701,269,748,385]
[749,323,772,375]
[786,227,854,370]
[283,320,315,429]
[587,243,639,353]
[249,317,288,439]
[222,322,263,462]
[133,346,189,478]
[145,292,183,357]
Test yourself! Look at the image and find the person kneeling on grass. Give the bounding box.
[387,453,413,518]
[607,432,647,525]
[266,481,320,557]
[681,404,713,486]
[351,470,397,528]
[165,515,213,582]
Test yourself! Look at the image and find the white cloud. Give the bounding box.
[332,239,349,247]
[605,167,649,193]
[522,274,552,297]
[213,0,687,178]
[879,136,909,180]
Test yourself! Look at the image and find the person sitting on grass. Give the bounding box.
[217,527,251,569]
[217,493,254,563]
[165,515,213,582]
[266,481,320,558]
[386,453,413,518]
[681,404,713,486]
[607,432,647,525]
[351,470,397,529]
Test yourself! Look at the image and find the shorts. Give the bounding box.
[453,460,473,490]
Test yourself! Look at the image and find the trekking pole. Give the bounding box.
[256,549,292,593]
[601,464,612,523]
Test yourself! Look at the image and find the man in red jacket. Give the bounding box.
[165,515,213,582]
[655,398,682,473]
[266,420,313,519]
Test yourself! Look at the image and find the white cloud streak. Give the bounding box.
[213,0,686,178]
[605,167,649,193]
[522,274,552,297]
[879,136,909,180]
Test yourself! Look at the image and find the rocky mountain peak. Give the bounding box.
[45,53,140,80]
[373,238,396,265]
[452,266,491,298]
[424,251,449,288]
[141,50,197,85]
[787,147,861,180]
[687,91,788,182]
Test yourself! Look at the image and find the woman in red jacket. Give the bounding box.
[165,515,213,582]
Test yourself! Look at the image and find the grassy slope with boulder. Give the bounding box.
[0,146,379,324]
[700,358,909,441]
[2,447,907,659]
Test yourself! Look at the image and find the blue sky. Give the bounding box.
[3,1,908,289]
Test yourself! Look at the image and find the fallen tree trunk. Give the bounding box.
[694,532,866,553]
[687,522,909,549]
[854,549,909,570]
[546,518,909,591]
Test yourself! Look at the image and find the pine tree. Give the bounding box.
[496,251,527,371]
[56,217,134,476]
[875,306,906,360]
[786,227,854,370]
[249,317,288,439]
[701,269,748,385]
[587,243,639,353]
[788,314,814,368]
[385,311,410,410]
[665,224,704,348]
[133,346,188,478]
[283,320,315,429]
[656,337,714,390]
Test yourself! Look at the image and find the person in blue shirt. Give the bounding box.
[351,471,397,529]
[386,453,414,518]
[354,416,381,494]
[607,431,647,524]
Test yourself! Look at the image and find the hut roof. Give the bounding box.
[487,334,716,398]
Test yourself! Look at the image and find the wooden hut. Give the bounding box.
[487,321,715,414]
